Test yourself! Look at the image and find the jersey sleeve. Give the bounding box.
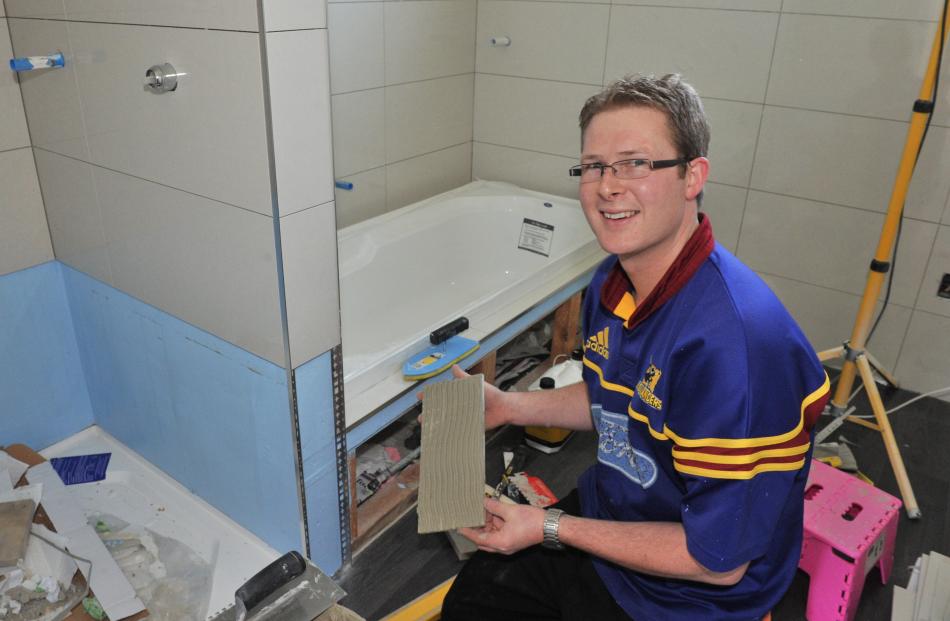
[664,312,830,572]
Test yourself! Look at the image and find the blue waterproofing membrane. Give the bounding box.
[295,352,343,575]
[0,262,95,449]
[59,264,303,554]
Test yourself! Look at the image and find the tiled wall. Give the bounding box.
[0,11,51,277]
[4,2,340,368]
[328,0,477,228]
[470,0,950,401]
[3,1,345,559]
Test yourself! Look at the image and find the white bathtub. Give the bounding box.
[338,180,606,428]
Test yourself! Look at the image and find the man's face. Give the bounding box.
[579,106,702,265]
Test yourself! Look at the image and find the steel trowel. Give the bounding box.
[208,551,346,621]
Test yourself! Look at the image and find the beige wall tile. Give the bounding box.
[934,57,950,128]
[914,224,950,318]
[605,6,778,103]
[474,74,597,158]
[95,167,285,364]
[384,0,476,85]
[65,0,258,30]
[280,203,341,368]
[615,0,779,8]
[0,19,30,152]
[68,23,272,214]
[895,310,950,402]
[328,2,384,94]
[475,0,608,85]
[701,183,746,254]
[33,149,113,285]
[265,0,326,31]
[331,89,385,178]
[385,75,474,163]
[906,126,950,224]
[767,14,933,122]
[703,98,760,188]
[738,191,936,308]
[334,167,387,229]
[386,144,472,211]
[759,272,912,371]
[472,142,578,200]
[751,106,905,213]
[267,29,335,216]
[0,148,53,276]
[3,1,65,18]
[8,18,89,161]
[782,0,943,21]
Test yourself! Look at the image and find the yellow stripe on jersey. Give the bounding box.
[671,443,810,465]
[674,458,807,480]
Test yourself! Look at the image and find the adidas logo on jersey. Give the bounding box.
[585,327,610,359]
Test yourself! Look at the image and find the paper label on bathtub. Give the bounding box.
[518,218,554,257]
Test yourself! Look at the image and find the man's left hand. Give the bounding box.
[458,497,546,555]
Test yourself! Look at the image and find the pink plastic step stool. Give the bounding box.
[798,459,902,621]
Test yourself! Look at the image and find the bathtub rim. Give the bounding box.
[340,176,606,430]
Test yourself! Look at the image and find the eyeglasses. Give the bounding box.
[568,157,690,183]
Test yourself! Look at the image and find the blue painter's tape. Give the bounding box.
[10,58,35,71]
[50,453,111,485]
[334,180,353,191]
[9,53,64,71]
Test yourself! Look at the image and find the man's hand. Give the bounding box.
[457,497,546,555]
[417,365,512,430]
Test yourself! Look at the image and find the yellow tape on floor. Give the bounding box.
[381,577,455,621]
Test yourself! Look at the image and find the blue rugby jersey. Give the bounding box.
[578,216,830,621]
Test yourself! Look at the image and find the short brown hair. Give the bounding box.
[579,74,711,205]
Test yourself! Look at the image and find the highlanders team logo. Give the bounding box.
[636,364,663,410]
[585,327,610,359]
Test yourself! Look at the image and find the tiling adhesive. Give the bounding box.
[417,374,486,534]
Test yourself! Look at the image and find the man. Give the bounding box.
[439,74,830,620]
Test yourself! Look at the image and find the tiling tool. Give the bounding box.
[403,317,479,380]
[208,551,345,621]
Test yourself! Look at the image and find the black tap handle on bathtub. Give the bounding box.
[430,317,469,345]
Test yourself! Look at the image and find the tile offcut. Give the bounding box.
[417,374,486,534]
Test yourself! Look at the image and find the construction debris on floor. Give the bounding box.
[892,551,950,621]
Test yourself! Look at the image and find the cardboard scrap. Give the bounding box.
[0,499,36,569]
[27,461,146,620]
[0,452,29,489]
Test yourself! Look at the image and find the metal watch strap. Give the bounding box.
[542,508,565,550]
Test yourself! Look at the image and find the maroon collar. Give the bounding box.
[600,214,715,331]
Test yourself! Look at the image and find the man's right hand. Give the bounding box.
[449,364,510,430]
[416,364,512,430]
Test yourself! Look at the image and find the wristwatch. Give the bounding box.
[541,508,566,550]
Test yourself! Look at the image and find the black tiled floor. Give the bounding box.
[338,380,950,621]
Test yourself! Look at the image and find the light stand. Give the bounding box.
[817,6,949,520]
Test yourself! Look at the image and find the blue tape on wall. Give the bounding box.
[60,264,302,554]
[0,262,94,450]
[295,351,343,575]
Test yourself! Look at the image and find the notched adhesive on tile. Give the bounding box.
[417,374,486,534]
